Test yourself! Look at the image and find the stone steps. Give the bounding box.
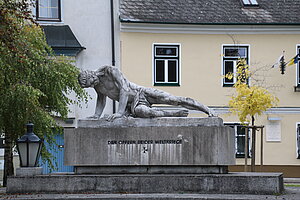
[0,191,295,200]
[7,172,283,195]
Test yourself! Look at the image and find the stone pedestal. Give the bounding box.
[64,117,235,174]
[6,117,284,195]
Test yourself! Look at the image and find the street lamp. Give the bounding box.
[16,123,43,167]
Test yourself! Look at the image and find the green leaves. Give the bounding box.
[0,0,87,169]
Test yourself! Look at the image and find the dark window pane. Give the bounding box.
[237,135,245,154]
[298,61,300,84]
[225,48,246,57]
[156,60,165,82]
[168,60,177,82]
[156,47,177,56]
[236,126,245,155]
[225,48,238,57]
[237,126,245,136]
[224,61,234,83]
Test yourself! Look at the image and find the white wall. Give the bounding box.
[40,0,120,124]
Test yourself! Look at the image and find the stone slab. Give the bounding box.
[16,167,43,176]
[1,193,295,200]
[64,124,235,167]
[75,166,228,174]
[77,117,223,128]
[6,172,284,195]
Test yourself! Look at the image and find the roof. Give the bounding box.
[42,25,85,56]
[120,0,300,25]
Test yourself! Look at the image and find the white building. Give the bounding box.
[34,0,121,126]
[0,0,121,179]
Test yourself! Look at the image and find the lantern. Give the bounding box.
[16,123,43,167]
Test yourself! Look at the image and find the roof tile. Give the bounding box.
[120,0,300,24]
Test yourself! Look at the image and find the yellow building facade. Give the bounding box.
[119,0,300,177]
[120,24,300,177]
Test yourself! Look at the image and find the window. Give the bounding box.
[153,44,180,86]
[241,0,259,7]
[225,123,250,158]
[297,124,300,159]
[222,45,249,87]
[35,0,61,21]
[296,46,300,87]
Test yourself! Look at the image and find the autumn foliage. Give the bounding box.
[227,59,279,125]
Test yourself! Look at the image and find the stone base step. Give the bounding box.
[0,192,294,200]
[7,172,283,195]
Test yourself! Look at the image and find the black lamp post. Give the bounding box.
[280,54,286,75]
[16,123,43,167]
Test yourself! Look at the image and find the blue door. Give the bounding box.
[40,134,74,174]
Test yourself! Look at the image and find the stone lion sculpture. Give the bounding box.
[78,66,214,121]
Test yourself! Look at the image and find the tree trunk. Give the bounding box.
[3,132,14,187]
[250,116,256,172]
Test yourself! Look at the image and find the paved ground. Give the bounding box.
[0,179,299,200]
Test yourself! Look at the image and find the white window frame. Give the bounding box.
[35,0,62,22]
[242,0,258,6]
[152,44,181,86]
[223,60,237,85]
[296,45,300,87]
[225,123,251,158]
[296,123,300,159]
[221,44,250,87]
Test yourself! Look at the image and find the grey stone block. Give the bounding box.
[75,166,229,174]
[77,117,224,128]
[15,167,43,176]
[6,172,284,195]
[64,123,235,168]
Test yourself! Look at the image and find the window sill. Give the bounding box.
[223,84,234,87]
[236,155,251,159]
[36,19,63,25]
[36,17,61,22]
[154,83,180,86]
[294,86,300,92]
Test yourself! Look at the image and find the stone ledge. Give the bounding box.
[7,172,284,195]
[77,117,223,128]
[75,166,229,174]
[16,167,43,177]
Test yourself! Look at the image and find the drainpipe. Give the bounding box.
[110,0,116,67]
[110,0,116,113]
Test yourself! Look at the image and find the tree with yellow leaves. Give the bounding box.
[227,59,279,126]
[227,59,279,171]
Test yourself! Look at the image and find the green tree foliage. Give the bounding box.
[227,59,279,125]
[0,0,87,185]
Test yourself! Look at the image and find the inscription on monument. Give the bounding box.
[107,139,182,145]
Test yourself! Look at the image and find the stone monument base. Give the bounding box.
[7,117,284,195]
[65,117,235,173]
[7,172,284,195]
